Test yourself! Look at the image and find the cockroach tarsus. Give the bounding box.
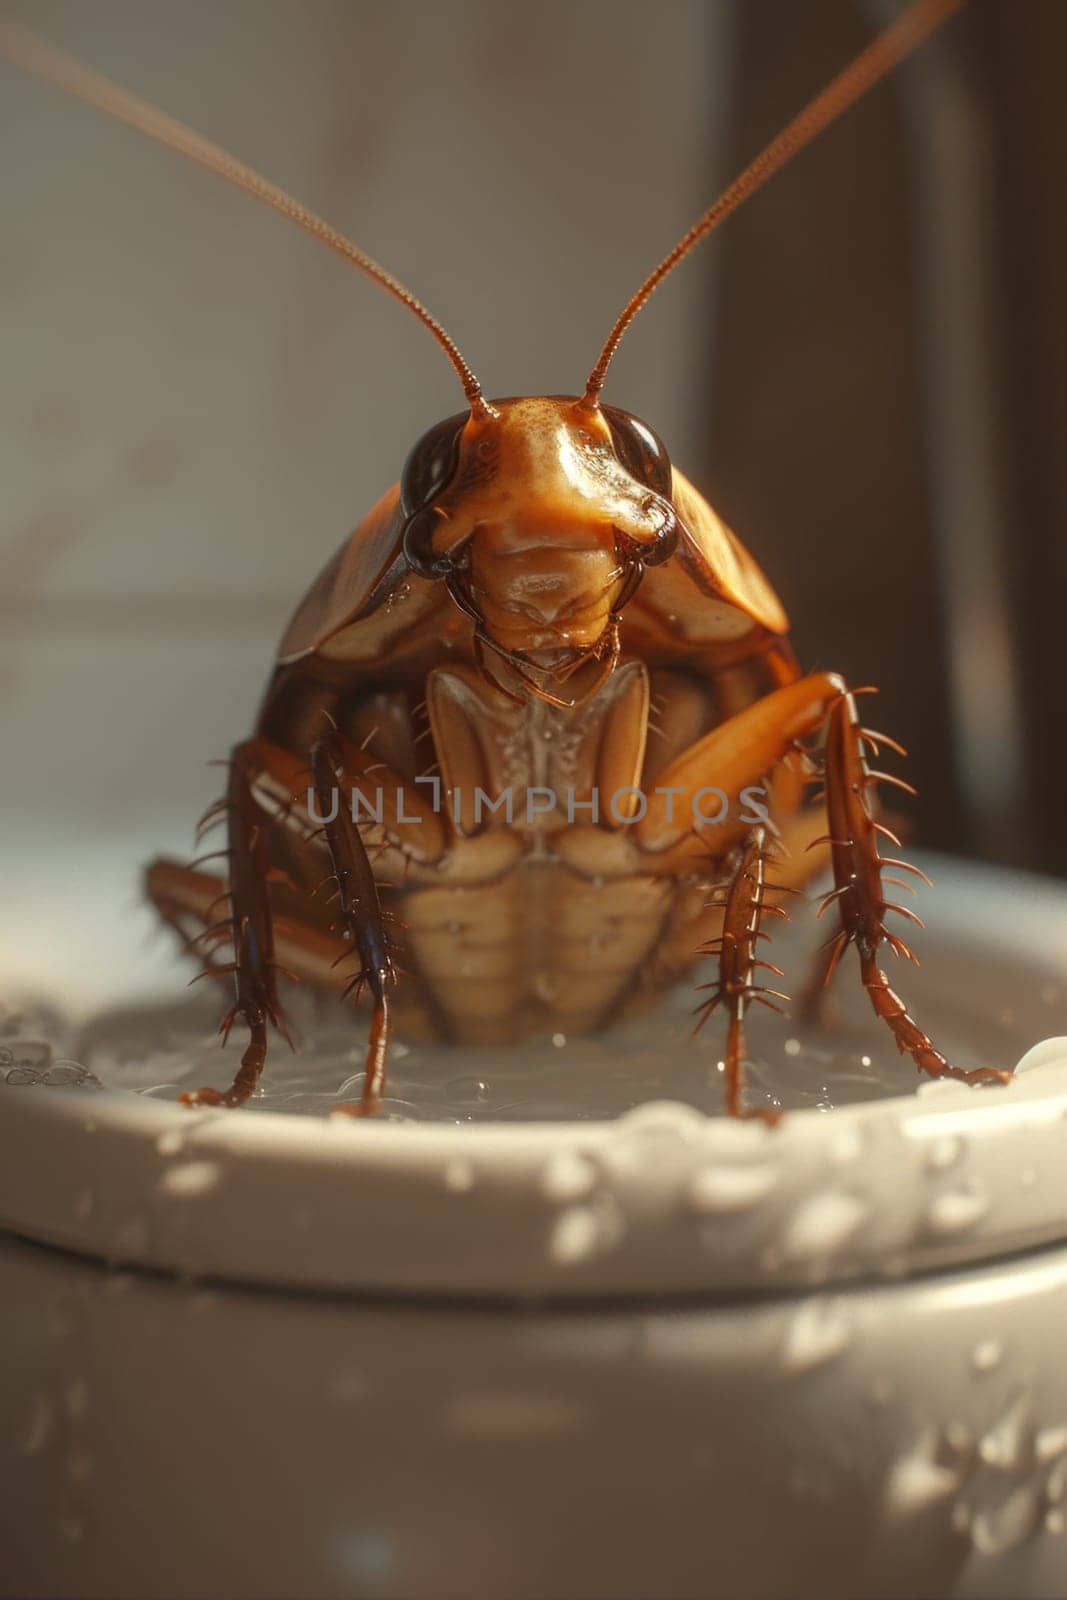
[1,0,1013,1119]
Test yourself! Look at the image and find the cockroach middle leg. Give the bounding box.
[309,729,399,1117]
[819,691,1012,1088]
[693,828,792,1123]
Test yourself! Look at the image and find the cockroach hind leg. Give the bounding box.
[819,689,1014,1091]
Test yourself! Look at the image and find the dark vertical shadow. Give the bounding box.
[702,0,1046,866]
[977,0,1067,874]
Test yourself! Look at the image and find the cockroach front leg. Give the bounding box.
[693,827,790,1124]
[153,740,289,1109]
[309,729,399,1117]
[818,691,1012,1088]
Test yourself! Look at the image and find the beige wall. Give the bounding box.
[1,1,728,849]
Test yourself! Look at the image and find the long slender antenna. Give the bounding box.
[0,23,492,418]
[582,0,966,405]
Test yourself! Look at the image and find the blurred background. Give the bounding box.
[0,0,1064,1007]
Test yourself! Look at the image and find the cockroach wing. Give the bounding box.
[662,468,790,637]
[277,483,444,665]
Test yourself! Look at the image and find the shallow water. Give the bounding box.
[1,913,1055,1121]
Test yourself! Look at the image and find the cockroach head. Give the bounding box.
[400,395,676,688]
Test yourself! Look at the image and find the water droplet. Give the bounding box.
[442,1158,475,1193]
[780,1189,866,1263]
[926,1182,988,1236]
[979,1394,1030,1470]
[158,1160,220,1199]
[885,1432,961,1515]
[446,1075,490,1104]
[156,1129,186,1156]
[1037,1426,1067,1466]
[860,1055,872,1069]
[43,1061,90,1087]
[550,1206,600,1265]
[925,1134,965,1172]
[541,1149,597,1203]
[780,1298,851,1373]
[551,1032,566,1049]
[615,1100,706,1142]
[687,1164,775,1215]
[972,1338,1003,1374]
[784,1038,801,1058]
[548,1198,621,1265]
[1046,1508,1065,1535]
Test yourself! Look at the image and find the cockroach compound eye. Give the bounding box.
[0,0,1011,1120]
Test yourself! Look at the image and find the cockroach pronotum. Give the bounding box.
[0,0,1013,1122]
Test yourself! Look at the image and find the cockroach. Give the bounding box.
[0,0,1012,1121]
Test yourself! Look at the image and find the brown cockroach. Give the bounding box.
[1,0,1012,1121]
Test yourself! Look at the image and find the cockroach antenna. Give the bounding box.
[581,0,966,405]
[0,22,494,419]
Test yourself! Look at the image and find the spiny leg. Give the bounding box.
[692,827,792,1123]
[309,729,399,1117]
[794,730,914,1029]
[149,740,291,1108]
[818,690,1011,1088]
[793,798,917,1027]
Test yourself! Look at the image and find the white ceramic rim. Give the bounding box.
[2,855,1066,1299]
